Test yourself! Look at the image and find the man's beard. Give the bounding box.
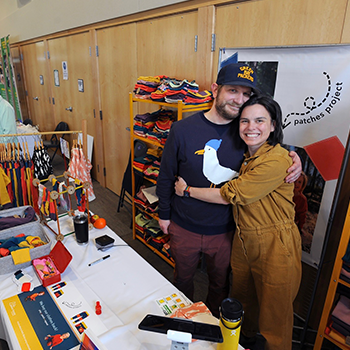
[214,100,239,121]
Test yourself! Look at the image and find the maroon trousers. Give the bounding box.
[169,221,233,317]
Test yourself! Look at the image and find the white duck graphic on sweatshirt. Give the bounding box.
[195,139,239,187]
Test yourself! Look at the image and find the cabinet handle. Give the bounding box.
[65,106,73,112]
[33,97,39,101]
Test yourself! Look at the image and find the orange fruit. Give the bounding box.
[93,218,106,229]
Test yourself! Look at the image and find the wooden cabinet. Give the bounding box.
[314,202,350,349]
[129,92,212,267]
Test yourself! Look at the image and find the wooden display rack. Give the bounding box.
[33,171,92,241]
[314,201,350,349]
[129,92,213,268]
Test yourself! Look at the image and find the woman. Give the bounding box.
[175,94,302,350]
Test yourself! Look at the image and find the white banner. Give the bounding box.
[219,46,350,267]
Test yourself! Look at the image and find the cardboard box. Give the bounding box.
[33,241,72,287]
[0,221,51,275]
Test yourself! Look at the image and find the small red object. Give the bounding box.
[95,301,102,315]
[21,282,31,292]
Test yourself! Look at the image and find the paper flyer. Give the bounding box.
[155,291,191,315]
[2,285,80,350]
[141,186,159,204]
[47,277,108,338]
[2,278,108,350]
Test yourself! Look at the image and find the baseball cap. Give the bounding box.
[216,63,257,90]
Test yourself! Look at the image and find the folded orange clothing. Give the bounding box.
[170,301,212,319]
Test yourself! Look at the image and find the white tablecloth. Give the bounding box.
[0,214,243,350]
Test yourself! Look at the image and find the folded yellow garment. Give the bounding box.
[18,240,31,248]
[18,236,45,248]
[27,236,45,247]
[137,76,161,84]
[11,248,31,265]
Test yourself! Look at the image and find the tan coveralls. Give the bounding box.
[220,142,302,350]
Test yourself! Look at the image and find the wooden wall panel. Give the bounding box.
[47,32,98,179]
[21,42,54,131]
[341,0,350,43]
[196,6,215,90]
[96,24,137,195]
[214,0,348,76]
[136,11,200,115]
[136,11,198,82]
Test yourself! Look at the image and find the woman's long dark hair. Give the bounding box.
[238,94,284,145]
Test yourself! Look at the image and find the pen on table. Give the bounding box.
[88,255,110,267]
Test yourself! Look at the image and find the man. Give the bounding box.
[0,77,17,144]
[156,63,301,317]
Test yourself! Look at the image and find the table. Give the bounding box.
[0,214,243,350]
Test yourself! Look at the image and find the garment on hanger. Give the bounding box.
[68,144,95,202]
[32,144,52,180]
[0,166,11,206]
[74,178,86,212]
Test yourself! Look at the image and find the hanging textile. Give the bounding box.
[74,179,86,212]
[68,145,95,202]
[0,166,11,206]
[32,144,53,180]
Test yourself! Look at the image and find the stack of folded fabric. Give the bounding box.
[133,111,159,138]
[134,76,167,100]
[147,233,170,253]
[134,186,158,214]
[144,218,163,238]
[135,213,152,237]
[0,234,46,259]
[164,79,199,103]
[143,161,160,180]
[133,147,163,179]
[144,109,175,145]
[330,294,350,338]
[154,110,174,144]
[134,212,173,262]
[143,218,171,254]
[150,78,200,103]
[134,75,213,105]
[133,155,153,176]
[183,90,213,105]
[150,77,171,102]
[143,148,162,181]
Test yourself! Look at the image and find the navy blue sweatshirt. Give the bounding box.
[156,111,246,235]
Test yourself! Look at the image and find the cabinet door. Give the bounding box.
[136,11,198,82]
[96,23,137,195]
[47,32,98,179]
[21,42,54,131]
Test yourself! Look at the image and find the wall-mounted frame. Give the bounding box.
[78,79,84,92]
[54,70,59,87]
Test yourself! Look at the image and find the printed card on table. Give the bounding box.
[156,291,191,315]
